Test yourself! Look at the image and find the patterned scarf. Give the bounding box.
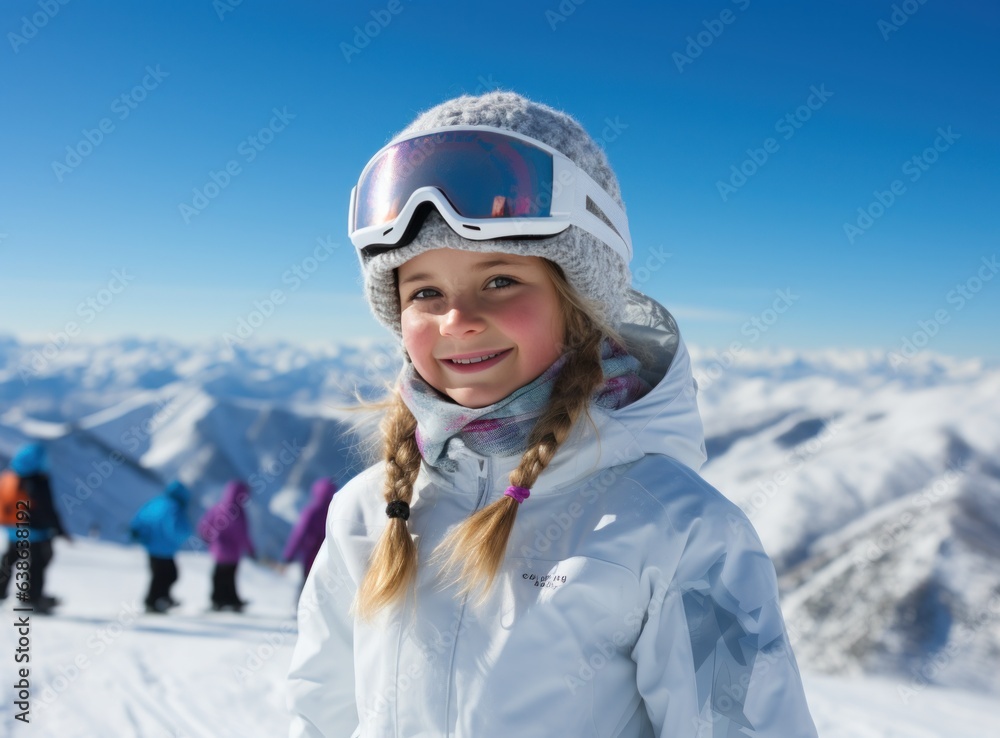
[399,340,651,470]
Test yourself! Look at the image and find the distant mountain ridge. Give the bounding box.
[1,335,998,694]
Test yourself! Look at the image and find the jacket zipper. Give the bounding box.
[474,456,492,511]
[443,455,492,737]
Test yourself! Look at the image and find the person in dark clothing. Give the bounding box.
[0,469,23,600]
[147,557,178,610]
[1,443,70,614]
[130,480,194,614]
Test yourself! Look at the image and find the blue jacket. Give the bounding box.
[130,481,194,558]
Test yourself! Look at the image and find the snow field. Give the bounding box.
[2,539,999,736]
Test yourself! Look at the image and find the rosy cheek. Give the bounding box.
[400,311,426,351]
[401,310,441,367]
[506,296,560,349]
[495,300,537,335]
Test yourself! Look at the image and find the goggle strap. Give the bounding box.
[568,168,632,262]
[579,171,631,250]
[575,208,631,264]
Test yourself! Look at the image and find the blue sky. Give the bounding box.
[1,0,997,360]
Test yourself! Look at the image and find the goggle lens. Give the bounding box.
[354,130,554,230]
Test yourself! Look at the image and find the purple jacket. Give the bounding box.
[197,480,256,564]
[282,478,337,576]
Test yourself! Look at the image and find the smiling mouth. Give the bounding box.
[443,349,511,365]
[448,351,505,364]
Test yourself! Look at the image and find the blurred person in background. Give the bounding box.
[0,442,70,614]
[130,480,194,614]
[282,477,338,590]
[198,479,256,612]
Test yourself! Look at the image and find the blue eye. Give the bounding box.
[408,277,516,301]
[411,288,441,300]
[487,276,517,289]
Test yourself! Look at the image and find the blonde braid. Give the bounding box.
[357,260,618,615]
[354,389,422,619]
[434,305,607,601]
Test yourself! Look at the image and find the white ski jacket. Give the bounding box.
[287,293,818,738]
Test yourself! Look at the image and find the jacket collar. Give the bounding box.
[424,291,707,497]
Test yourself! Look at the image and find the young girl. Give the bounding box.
[287,92,817,737]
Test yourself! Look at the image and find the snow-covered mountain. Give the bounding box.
[2,335,998,700]
[0,336,403,558]
[690,346,1000,696]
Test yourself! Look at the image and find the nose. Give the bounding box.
[439,299,486,338]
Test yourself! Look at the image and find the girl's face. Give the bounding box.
[398,248,566,409]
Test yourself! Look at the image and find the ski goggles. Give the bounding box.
[348,125,632,263]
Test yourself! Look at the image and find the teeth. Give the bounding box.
[451,353,500,365]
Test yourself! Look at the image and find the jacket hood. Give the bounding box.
[310,477,338,503]
[221,480,250,507]
[436,290,707,494]
[165,480,190,504]
[609,289,707,471]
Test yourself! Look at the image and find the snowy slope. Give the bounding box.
[0,539,299,736]
[1,539,999,737]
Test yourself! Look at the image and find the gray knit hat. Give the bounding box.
[358,91,632,336]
